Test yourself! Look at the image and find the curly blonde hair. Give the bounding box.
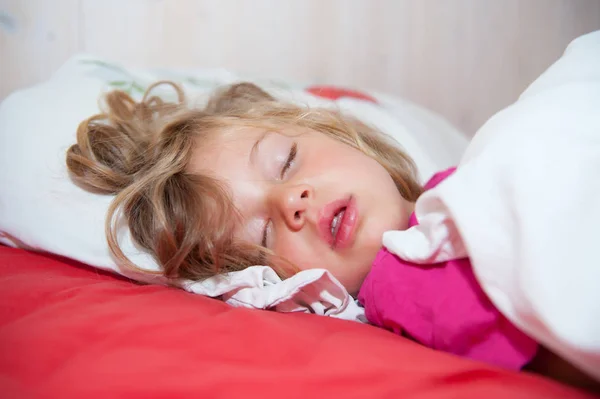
[66,82,422,283]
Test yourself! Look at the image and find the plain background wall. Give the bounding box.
[1,0,600,136]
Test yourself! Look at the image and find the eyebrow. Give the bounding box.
[248,130,273,167]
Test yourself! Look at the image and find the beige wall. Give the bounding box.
[1,0,599,135]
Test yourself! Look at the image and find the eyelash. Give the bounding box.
[279,142,297,180]
[262,143,298,247]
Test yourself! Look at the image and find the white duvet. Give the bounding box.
[386,31,600,380]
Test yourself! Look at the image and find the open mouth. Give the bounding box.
[319,196,358,250]
[330,207,347,240]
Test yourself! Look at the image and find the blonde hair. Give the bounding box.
[66,81,422,284]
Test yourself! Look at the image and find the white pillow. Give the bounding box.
[0,55,468,282]
[384,31,600,380]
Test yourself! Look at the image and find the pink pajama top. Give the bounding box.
[357,168,538,369]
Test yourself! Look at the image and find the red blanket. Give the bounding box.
[0,246,593,398]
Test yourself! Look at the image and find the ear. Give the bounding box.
[206,82,275,113]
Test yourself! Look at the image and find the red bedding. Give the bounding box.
[0,245,594,398]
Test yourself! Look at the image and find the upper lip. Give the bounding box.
[318,197,352,248]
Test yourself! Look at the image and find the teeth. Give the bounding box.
[330,209,346,238]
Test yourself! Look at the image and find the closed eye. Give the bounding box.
[263,143,296,247]
[279,143,297,179]
[261,220,271,248]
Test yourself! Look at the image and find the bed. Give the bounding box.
[1,38,599,398]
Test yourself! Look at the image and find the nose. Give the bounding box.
[270,184,313,231]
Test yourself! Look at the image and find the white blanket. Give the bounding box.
[385,31,600,380]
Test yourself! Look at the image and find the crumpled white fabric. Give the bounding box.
[381,31,600,380]
[96,227,365,322]
[182,266,366,322]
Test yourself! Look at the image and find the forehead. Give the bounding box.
[188,124,314,175]
[187,126,264,176]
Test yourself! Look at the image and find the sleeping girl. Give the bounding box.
[65,81,598,391]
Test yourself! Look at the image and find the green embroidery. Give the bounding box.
[79,57,303,96]
[184,77,214,87]
[81,59,147,95]
[80,59,130,75]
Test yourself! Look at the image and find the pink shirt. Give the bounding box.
[357,168,538,369]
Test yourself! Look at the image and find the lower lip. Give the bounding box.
[332,196,358,250]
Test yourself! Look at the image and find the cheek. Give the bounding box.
[369,196,411,236]
[273,236,324,270]
[304,144,359,175]
[270,234,316,276]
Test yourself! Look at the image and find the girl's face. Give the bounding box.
[190,127,414,295]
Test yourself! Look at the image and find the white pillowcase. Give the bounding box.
[0,55,468,282]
